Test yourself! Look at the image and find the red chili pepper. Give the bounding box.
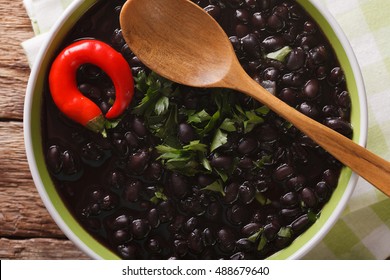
[49,39,134,133]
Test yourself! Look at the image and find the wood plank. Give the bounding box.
[0,121,65,237]
[0,2,34,120]
[0,238,89,259]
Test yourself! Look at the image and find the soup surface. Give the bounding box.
[43,0,352,259]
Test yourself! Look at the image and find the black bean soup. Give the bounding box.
[43,0,352,259]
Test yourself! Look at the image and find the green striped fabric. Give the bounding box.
[22,0,390,259]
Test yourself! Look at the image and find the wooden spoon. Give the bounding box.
[120,0,390,197]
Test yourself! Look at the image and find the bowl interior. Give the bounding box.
[24,0,366,259]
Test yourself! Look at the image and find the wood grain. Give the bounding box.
[0,1,89,259]
[0,2,33,120]
[0,238,89,259]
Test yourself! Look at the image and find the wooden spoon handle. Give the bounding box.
[225,71,390,197]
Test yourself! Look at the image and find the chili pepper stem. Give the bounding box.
[86,114,106,134]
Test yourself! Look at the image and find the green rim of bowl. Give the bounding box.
[25,0,366,260]
[268,0,365,259]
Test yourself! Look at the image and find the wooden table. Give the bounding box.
[0,1,88,259]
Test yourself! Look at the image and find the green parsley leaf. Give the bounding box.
[266,46,292,62]
[219,118,236,132]
[277,227,293,238]
[155,96,169,115]
[210,129,228,152]
[201,180,225,196]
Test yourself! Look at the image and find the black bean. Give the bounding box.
[235,8,250,23]
[204,4,221,19]
[101,193,118,210]
[302,79,320,100]
[241,222,262,236]
[111,28,125,48]
[223,182,240,204]
[323,117,353,136]
[184,217,199,233]
[328,67,344,85]
[123,180,142,202]
[169,172,189,198]
[202,228,216,246]
[113,229,132,244]
[282,72,304,88]
[267,14,284,32]
[262,67,279,81]
[273,5,289,19]
[291,214,310,233]
[108,170,125,189]
[124,131,139,148]
[131,117,147,137]
[158,200,175,223]
[188,229,204,254]
[286,47,306,71]
[112,139,129,157]
[131,219,151,239]
[303,21,316,34]
[256,124,278,142]
[314,181,330,201]
[236,238,254,252]
[322,169,340,189]
[316,65,328,80]
[262,35,285,52]
[174,239,188,257]
[273,163,294,181]
[229,37,242,55]
[241,33,261,58]
[238,157,254,169]
[252,12,267,30]
[263,221,280,240]
[298,102,320,119]
[258,0,277,11]
[322,105,340,118]
[227,204,248,225]
[117,244,137,259]
[238,137,258,155]
[79,83,102,100]
[111,214,131,230]
[280,207,302,219]
[178,123,196,144]
[210,154,233,170]
[309,45,328,65]
[205,202,221,221]
[336,91,351,109]
[47,145,63,174]
[280,191,298,208]
[145,161,163,181]
[62,150,79,175]
[235,23,250,38]
[245,0,258,10]
[99,101,110,115]
[217,228,236,253]
[146,238,161,253]
[127,149,150,174]
[238,183,256,204]
[299,35,318,50]
[147,208,160,228]
[168,215,186,233]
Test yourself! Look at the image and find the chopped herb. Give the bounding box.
[155,96,170,115]
[257,234,268,251]
[255,192,271,205]
[201,180,225,196]
[219,118,236,132]
[150,190,168,204]
[277,227,293,238]
[266,46,292,62]
[210,129,228,152]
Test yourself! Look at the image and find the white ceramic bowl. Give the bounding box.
[24,0,367,259]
